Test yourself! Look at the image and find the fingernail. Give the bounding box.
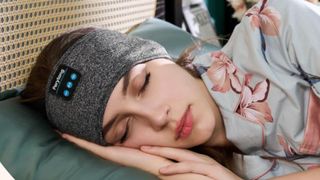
[61,134,67,139]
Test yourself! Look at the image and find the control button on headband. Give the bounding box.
[70,73,78,80]
[63,90,70,97]
[66,82,73,89]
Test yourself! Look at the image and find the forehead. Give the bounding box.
[104,59,174,117]
[102,58,173,125]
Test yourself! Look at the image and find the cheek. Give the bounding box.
[124,137,160,149]
[154,77,195,100]
[124,125,176,148]
[123,127,161,148]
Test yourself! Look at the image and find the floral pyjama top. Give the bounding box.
[193,0,320,179]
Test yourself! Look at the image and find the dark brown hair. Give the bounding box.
[20,27,237,174]
[175,42,202,78]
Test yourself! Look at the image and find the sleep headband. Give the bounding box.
[45,28,171,145]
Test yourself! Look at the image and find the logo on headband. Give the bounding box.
[49,65,81,100]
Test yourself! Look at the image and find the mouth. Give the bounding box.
[175,105,193,140]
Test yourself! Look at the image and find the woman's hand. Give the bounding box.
[141,146,243,180]
[61,133,213,180]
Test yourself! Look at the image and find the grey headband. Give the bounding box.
[45,28,171,145]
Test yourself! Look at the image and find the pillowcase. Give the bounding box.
[128,18,220,59]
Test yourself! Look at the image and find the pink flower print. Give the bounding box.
[236,76,273,124]
[299,90,320,155]
[307,164,320,170]
[277,135,296,157]
[207,51,241,93]
[245,0,281,36]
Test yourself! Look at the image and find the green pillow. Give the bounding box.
[128,18,220,59]
[0,18,220,180]
[0,97,156,180]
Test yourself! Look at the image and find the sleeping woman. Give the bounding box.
[20,0,320,179]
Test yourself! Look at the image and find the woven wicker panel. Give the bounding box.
[0,0,156,92]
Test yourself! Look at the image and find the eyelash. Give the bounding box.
[120,118,130,143]
[139,73,150,94]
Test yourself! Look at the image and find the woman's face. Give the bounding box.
[102,58,222,149]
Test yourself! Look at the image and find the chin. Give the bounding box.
[197,126,215,146]
[185,133,211,148]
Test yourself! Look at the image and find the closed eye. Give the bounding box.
[139,72,150,94]
[120,118,130,144]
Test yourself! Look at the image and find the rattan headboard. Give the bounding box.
[0,0,157,92]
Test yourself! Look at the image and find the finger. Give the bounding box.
[61,134,132,160]
[61,133,108,155]
[141,146,216,164]
[62,134,137,164]
[62,134,172,170]
[61,133,95,148]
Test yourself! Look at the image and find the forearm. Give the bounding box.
[270,168,320,180]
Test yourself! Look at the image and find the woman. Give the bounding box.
[21,0,320,179]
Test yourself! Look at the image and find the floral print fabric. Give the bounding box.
[207,51,241,93]
[245,0,281,36]
[207,51,273,125]
[193,0,320,179]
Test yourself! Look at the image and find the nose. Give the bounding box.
[136,104,170,131]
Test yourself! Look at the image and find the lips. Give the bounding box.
[175,105,193,140]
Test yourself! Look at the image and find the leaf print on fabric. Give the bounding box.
[236,75,273,124]
[245,0,281,36]
[207,51,242,93]
[277,135,296,157]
